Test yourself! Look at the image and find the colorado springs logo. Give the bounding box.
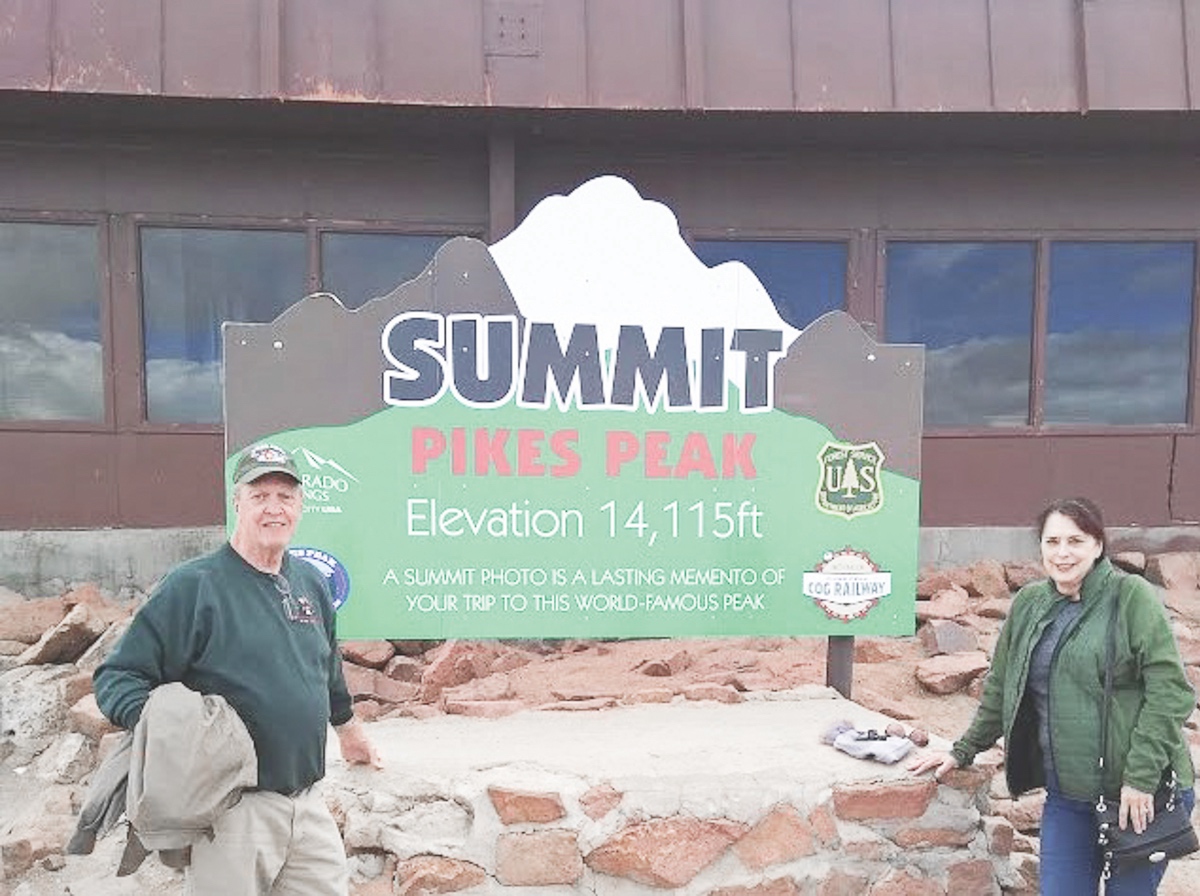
[815,441,883,518]
[290,547,351,610]
[802,548,892,621]
[295,447,358,515]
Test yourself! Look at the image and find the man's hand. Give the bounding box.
[335,716,382,769]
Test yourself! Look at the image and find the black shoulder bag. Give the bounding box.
[1094,585,1198,879]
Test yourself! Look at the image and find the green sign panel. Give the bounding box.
[224,177,923,639]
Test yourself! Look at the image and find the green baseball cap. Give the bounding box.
[232,443,300,487]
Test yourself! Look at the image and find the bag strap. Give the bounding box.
[1096,582,1121,811]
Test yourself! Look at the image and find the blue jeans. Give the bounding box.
[1039,787,1196,895]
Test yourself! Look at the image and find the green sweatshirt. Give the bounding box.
[94,543,353,795]
[951,558,1195,801]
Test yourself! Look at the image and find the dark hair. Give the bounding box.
[1036,496,1106,555]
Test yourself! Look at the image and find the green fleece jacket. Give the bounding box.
[94,543,353,795]
[951,558,1194,801]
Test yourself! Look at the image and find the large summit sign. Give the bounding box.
[224,176,923,639]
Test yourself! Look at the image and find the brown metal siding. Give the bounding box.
[52,0,162,95]
[988,0,1080,112]
[163,0,262,99]
[922,436,1177,527]
[1083,0,1189,110]
[792,0,893,111]
[890,0,992,111]
[698,0,794,111]
[2,0,1196,114]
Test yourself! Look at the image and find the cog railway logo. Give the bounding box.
[802,547,892,622]
[815,441,884,519]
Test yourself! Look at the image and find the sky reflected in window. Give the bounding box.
[886,242,1036,427]
[1046,242,1193,425]
[141,227,307,423]
[0,222,102,420]
[321,233,450,310]
[691,240,846,328]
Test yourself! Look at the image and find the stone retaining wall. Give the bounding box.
[321,697,1024,895]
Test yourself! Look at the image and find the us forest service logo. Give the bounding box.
[802,548,892,621]
[816,441,884,518]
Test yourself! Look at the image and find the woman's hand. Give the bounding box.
[907,751,959,780]
[1119,785,1155,834]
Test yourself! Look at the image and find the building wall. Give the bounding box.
[4,106,1200,529]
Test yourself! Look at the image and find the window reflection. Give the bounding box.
[1046,242,1193,425]
[886,242,1036,428]
[691,240,846,328]
[321,233,449,310]
[0,222,102,420]
[141,228,307,423]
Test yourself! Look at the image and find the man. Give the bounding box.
[94,442,379,894]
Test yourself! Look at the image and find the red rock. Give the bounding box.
[992,793,1046,834]
[342,662,378,698]
[1113,551,1146,572]
[710,879,801,896]
[946,858,998,894]
[16,603,107,665]
[733,805,815,870]
[965,559,1010,599]
[443,672,511,702]
[854,690,919,721]
[1145,552,1200,589]
[418,641,498,702]
[915,586,970,622]
[681,683,742,704]
[443,699,525,718]
[817,869,872,895]
[854,638,911,663]
[0,596,67,644]
[1003,561,1044,591]
[917,619,978,656]
[490,649,534,674]
[488,787,566,824]
[383,655,424,682]
[372,677,419,705]
[914,652,990,695]
[892,825,974,848]
[622,688,675,704]
[395,855,486,895]
[496,830,582,886]
[868,868,943,896]
[352,700,382,722]
[537,698,618,711]
[973,598,1011,620]
[580,784,622,820]
[985,817,1014,857]
[585,817,748,888]
[340,640,395,669]
[808,804,840,847]
[67,694,118,741]
[832,780,937,821]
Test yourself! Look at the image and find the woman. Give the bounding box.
[909,497,1195,894]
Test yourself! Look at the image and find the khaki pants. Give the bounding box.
[187,788,348,896]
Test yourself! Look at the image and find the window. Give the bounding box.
[0,222,103,421]
[885,242,1036,428]
[1046,242,1193,425]
[885,239,1196,430]
[320,233,449,310]
[691,240,847,328]
[140,227,307,423]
